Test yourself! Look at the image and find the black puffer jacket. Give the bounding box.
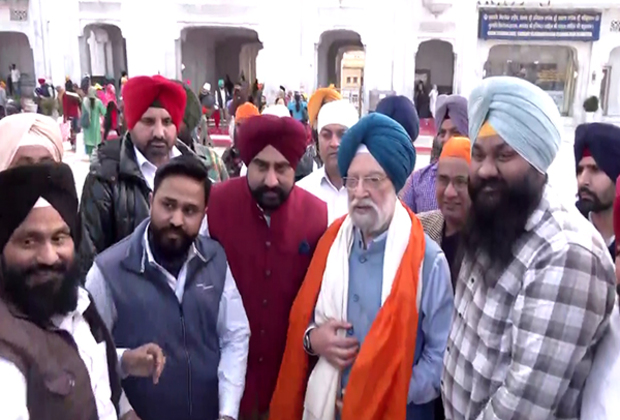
[77,134,194,279]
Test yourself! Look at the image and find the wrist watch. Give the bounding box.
[303,327,316,355]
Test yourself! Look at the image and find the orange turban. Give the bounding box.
[123,75,187,130]
[439,136,471,164]
[235,102,260,122]
[308,88,342,127]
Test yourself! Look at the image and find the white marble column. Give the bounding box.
[105,42,114,78]
[88,28,108,76]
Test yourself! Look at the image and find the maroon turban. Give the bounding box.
[236,115,307,169]
[123,75,187,131]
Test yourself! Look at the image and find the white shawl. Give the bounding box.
[303,200,420,420]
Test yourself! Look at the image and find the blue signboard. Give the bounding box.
[478,10,602,41]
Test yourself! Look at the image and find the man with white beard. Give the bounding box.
[270,113,454,420]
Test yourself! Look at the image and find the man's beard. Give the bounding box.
[349,197,390,236]
[0,258,80,327]
[576,187,613,215]
[141,137,172,161]
[250,184,291,211]
[149,224,194,261]
[461,168,543,277]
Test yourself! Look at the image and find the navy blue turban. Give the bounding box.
[338,113,416,192]
[574,122,620,183]
[375,95,420,142]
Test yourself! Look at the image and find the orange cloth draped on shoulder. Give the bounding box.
[269,206,425,420]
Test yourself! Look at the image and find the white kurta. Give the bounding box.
[296,167,348,225]
[0,287,126,420]
[582,303,620,419]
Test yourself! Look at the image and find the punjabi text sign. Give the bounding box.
[478,10,602,41]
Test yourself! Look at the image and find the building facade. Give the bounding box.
[1,0,619,124]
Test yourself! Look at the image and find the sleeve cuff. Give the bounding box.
[117,348,129,379]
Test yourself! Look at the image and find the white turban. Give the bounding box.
[262,104,290,118]
[468,76,562,173]
[317,100,359,133]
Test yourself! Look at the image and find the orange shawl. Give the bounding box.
[269,206,425,420]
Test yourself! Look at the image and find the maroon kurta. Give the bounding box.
[207,177,328,417]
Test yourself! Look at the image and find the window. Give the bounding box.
[484,45,577,116]
[346,76,352,84]
[352,77,358,84]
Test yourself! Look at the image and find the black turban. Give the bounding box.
[0,162,79,252]
[574,123,620,183]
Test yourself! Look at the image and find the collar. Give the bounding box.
[50,287,91,330]
[588,212,616,247]
[354,227,389,250]
[142,222,200,271]
[133,144,182,171]
[318,166,344,191]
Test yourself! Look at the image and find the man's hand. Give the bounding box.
[309,320,359,370]
[121,343,166,384]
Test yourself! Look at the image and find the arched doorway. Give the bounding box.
[607,47,620,116]
[415,39,454,95]
[80,24,127,84]
[0,31,35,96]
[317,30,365,114]
[180,27,262,95]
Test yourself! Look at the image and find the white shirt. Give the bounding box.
[10,68,20,83]
[0,288,130,420]
[85,228,251,419]
[296,166,348,224]
[582,303,620,419]
[134,145,182,190]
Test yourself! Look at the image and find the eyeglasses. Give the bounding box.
[342,176,388,190]
[436,175,468,191]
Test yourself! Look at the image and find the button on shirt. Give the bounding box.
[296,167,348,224]
[85,226,251,418]
[442,186,616,420]
[0,288,129,420]
[134,145,182,190]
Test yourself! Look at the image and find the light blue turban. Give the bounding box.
[338,113,416,192]
[468,76,562,173]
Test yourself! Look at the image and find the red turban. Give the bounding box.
[236,115,307,169]
[123,75,187,130]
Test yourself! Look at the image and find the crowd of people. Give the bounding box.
[0,70,619,420]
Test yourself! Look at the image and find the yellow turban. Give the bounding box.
[308,88,342,127]
[235,102,260,122]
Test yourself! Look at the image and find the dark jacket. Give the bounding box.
[94,218,228,420]
[77,134,194,279]
[0,294,121,420]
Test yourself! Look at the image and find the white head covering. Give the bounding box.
[317,100,359,133]
[0,113,64,171]
[262,104,290,118]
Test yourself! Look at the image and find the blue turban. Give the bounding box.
[375,95,420,142]
[338,113,416,192]
[574,123,620,182]
[469,76,562,173]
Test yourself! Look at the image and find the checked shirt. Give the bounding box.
[442,186,616,420]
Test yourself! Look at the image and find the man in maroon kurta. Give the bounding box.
[206,114,328,420]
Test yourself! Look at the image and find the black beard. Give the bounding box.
[576,187,613,215]
[461,169,543,280]
[148,224,194,261]
[0,257,80,327]
[250,184,291,211]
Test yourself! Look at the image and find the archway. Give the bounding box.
[0,31,35,96]
[607,47,620,116]
[80,24,127,84]
[180,27,262,95]
[317,30,364,113]
[415,39,454,95]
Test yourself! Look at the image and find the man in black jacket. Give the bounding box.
[77,75,195,279]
